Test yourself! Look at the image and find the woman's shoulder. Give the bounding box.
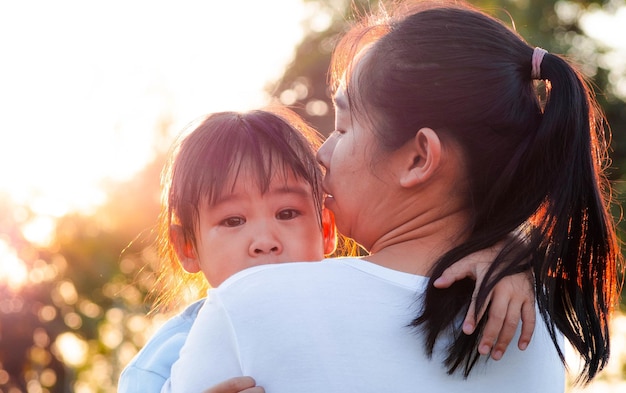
[216,258,380,293]
[209,258,428,315]
[218,257,428,291]
[218,259,331,286]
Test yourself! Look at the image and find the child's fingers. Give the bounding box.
[434,255,490,289]
[463,286,491,335]
[517,298,536,350]
[488,297,522,360]
[462,297,477,334]
[480,271,535,360]
[202,377,263,393]
[433,264,474,288]
[477,294,507,357]
[434,245,500,288]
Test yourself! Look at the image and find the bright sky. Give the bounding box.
[0,0,309,218]
[582,5,626,50]
[1,0,625,222]
[580,3,626,99]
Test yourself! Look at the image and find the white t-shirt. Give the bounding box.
[166,258,564,393]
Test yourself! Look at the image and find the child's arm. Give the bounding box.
[433,246,535,361]
[202,377,264,393]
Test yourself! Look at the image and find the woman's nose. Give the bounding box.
[316,134,335,169]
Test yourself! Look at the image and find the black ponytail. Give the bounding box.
[414,29,619,385]
[526,52,618,383]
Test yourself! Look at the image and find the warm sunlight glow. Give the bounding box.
[581,6,626,50]
[54,332,89,368]
[0,238,28,290]
[580,5,626,99]
[21,215,56,247]
[0,0,306,216]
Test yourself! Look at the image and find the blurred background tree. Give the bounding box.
[1,1,625,392]
[272,0,626,155]
[0,125,169,392]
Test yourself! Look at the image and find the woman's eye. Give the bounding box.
[220,217,245,227]
[276,209,300,220]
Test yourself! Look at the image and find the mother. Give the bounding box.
[170,1,621,391]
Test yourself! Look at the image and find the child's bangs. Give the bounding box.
[170,109,324,230]
[204,139,316,206]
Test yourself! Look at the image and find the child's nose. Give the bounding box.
[249,232,283,256]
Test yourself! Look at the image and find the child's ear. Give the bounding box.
[322,208,337,255]
[399,127,442,188]
[170,224,201,273]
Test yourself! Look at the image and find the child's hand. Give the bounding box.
[433,246,535,360]
[202,377,265,393]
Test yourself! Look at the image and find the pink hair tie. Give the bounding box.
[531,47,548,80]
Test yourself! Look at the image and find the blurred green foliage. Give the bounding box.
[1,1,625,392]
[0,152,168,392]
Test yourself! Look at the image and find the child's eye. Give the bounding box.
[220,216,245,227]
[276,209,301,220]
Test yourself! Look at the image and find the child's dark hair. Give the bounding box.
[331,0,621,383]
[151,107,325,311]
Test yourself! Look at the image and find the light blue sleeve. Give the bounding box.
[118,299,205,393]
[119,363,170,393]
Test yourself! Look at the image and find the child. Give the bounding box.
[118,107,336,393]
[119,107,535,393]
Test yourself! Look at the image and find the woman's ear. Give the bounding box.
[170,224,201,273]
[321,208,337,255]
[399,127,442,188]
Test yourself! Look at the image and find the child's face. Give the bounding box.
[177,170,327,287]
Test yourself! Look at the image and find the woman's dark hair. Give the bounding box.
[331,0,621,383]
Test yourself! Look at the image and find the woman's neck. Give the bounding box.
[363,204,470,276]
[358,132,471,276]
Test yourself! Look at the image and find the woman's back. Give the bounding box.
[169,259,564,393]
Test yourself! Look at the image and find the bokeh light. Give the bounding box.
[53,332,89,368]
[0,238,28,290]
